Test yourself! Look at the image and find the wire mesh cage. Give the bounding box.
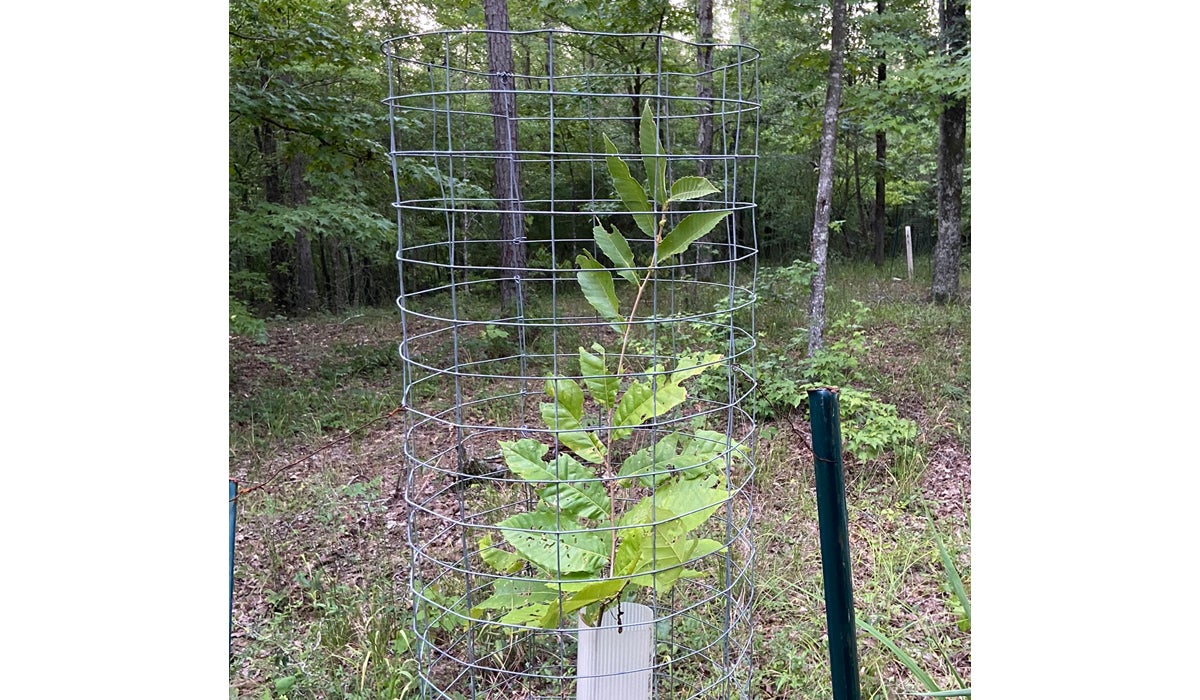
[384,29,760,699]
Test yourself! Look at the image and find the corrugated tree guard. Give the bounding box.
[385,29,759,699]
[807,387,862,700]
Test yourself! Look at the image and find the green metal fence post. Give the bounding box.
[230,479,237,651]
[808,387,861,700]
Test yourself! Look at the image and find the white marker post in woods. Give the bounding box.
[905,225,913,281]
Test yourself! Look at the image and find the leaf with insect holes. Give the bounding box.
[479,533,524,574]
[640,104,668,206]
[495,511,609,575]
[576,252,621,323]
[500,440,610,519]
[620,473,729,534]
[669,176,721,203]
[603,134,655,237]
[592,224,638,285]
[656,210,730,262]
[473,577,558,614]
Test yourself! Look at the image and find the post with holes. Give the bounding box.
[807,387,861,700]
[229,479,237,649]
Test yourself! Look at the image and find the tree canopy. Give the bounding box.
[229,0,970,319]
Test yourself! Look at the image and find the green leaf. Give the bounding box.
[618,432,680,488]
[857,620,943,693]
[592,224,638,285]
[479,533,525,574]
[539,454,611,520]
[561,578,626,617]
[620,473,728,535]
[579,344,619,409]
[931,522,970,629]
[630,536,725,593]
[640,104,668,206]
[613,529,645,575]
[611,378,687,441]
[500,440,608,518]
[500,601,555,627]
[576,252,621,322]
[668,176,721,203]
[473,577,558,612]
[539,379,605,463]
[602,134,655,237]
[495,511,609,575]
[669,352,723,385]
[656,210,730,262]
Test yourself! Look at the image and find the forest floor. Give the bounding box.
[228,258,971,700]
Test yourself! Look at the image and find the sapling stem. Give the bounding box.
[601,210,668,578]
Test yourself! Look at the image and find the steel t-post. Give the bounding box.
[230,479,238,651]
[807,387,861,700]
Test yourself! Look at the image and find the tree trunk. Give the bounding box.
[872,0,887,266]
[807,0,847,358]
[695,0,716,280]
[255,118,292,312]
[288,154,319,312]
[932,0,968,304]
[484,0,527,313]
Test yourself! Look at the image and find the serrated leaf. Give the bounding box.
[576,252,621,322]
[592,225,638,285]
[500,600,555,627]
[602,134,655,237]
[539,454,611,520]
[479,533,525,574]
[611,378,687,441]
[500,440,608,518]
[656,210,730,262]
[579,344,619,408]
[640,104,668,206]
[538,381,605,464]
[669,352,723,385]
[495,511,609,575]
[669,176,721,203]
[620,473,728,535]
[618,432,680,488]
[474,577,558,612]
[630,536,725,594]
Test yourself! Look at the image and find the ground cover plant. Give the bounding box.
[228,259,970,699]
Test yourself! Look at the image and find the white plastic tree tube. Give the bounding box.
[576,602,655,700]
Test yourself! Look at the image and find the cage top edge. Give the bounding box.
[381,28,760,58]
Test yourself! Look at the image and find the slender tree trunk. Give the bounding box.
[695,0,716,280]
[852,131,869,253]
[872,0,887,266]
[288,154,319,312]
[255,117,291,312]
[807,0,847,358]
[484,0,527,313]
[932,0,968,304]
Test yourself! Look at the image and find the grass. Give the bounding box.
[229,255,970,699]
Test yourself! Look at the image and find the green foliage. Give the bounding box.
[858,517,971,697]
[230,297,268,344]
[474,108,737,629]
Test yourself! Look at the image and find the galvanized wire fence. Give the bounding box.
[385,29,759,699]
